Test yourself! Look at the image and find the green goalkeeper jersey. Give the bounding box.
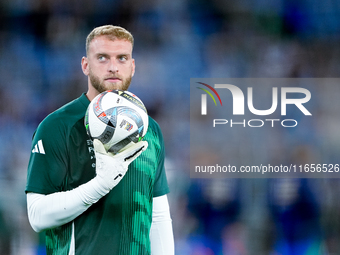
[26,93,170,255]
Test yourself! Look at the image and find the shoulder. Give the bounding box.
[143,116,165,158]
[145,116,164,144]
[147,116,163,135]
[34,94,89,138]
[38,94,89,128]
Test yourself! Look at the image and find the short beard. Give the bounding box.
[89,69,132,93]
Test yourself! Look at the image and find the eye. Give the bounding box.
[98,55,107,62]
[118,55,128,62]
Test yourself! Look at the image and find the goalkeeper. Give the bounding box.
[26,25,174,255]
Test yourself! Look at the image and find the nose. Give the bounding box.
[108,60,118,73]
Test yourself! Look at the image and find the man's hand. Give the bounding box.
[94,139,148,190]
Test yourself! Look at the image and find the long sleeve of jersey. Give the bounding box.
[150,195,175,255]
[27,177,110,232]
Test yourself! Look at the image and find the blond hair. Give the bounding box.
[86,25,134,55]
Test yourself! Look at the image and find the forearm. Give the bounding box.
[27,177,110,232]
[27,140,148,233]
[150,195,174,255]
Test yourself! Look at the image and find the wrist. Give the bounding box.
[79,177,111,204]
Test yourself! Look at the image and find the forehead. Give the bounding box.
[88,36,133,56]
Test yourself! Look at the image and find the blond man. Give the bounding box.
[26,25,174,255]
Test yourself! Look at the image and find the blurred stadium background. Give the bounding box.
[1,0,340,254]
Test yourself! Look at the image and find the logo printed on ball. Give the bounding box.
[120,119,133,131]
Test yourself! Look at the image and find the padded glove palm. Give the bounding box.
[93,139,148,190]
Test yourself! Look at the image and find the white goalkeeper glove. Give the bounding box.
[94,139,148,191]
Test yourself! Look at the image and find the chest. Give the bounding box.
[65,124,159,191]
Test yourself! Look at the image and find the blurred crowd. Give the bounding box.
[1,0,340,254]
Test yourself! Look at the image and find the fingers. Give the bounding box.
[93,139,107,154]
[93,138,148,162]
[118,141,148,162]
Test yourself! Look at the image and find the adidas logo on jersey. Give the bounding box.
[32,140,45,154]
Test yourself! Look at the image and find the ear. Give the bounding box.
[81,56,89,76]
[131,58,135,77]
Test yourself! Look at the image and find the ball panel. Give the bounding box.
[107,114,138,144]
[115,90,147,113]
[87,104,107,138]
[107,136,134,154]
[100,92,120,111]
[94,125,115,144]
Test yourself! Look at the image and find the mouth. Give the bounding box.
[105,77,122,83]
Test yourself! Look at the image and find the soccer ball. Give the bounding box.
[85,90,149,154]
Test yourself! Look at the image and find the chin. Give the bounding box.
[105,83,122,91]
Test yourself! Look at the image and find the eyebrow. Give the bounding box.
[94,52,131,58]
[95,53,110,58]
[117,53,130,58]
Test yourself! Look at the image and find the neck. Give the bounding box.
[86,85,100,102]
